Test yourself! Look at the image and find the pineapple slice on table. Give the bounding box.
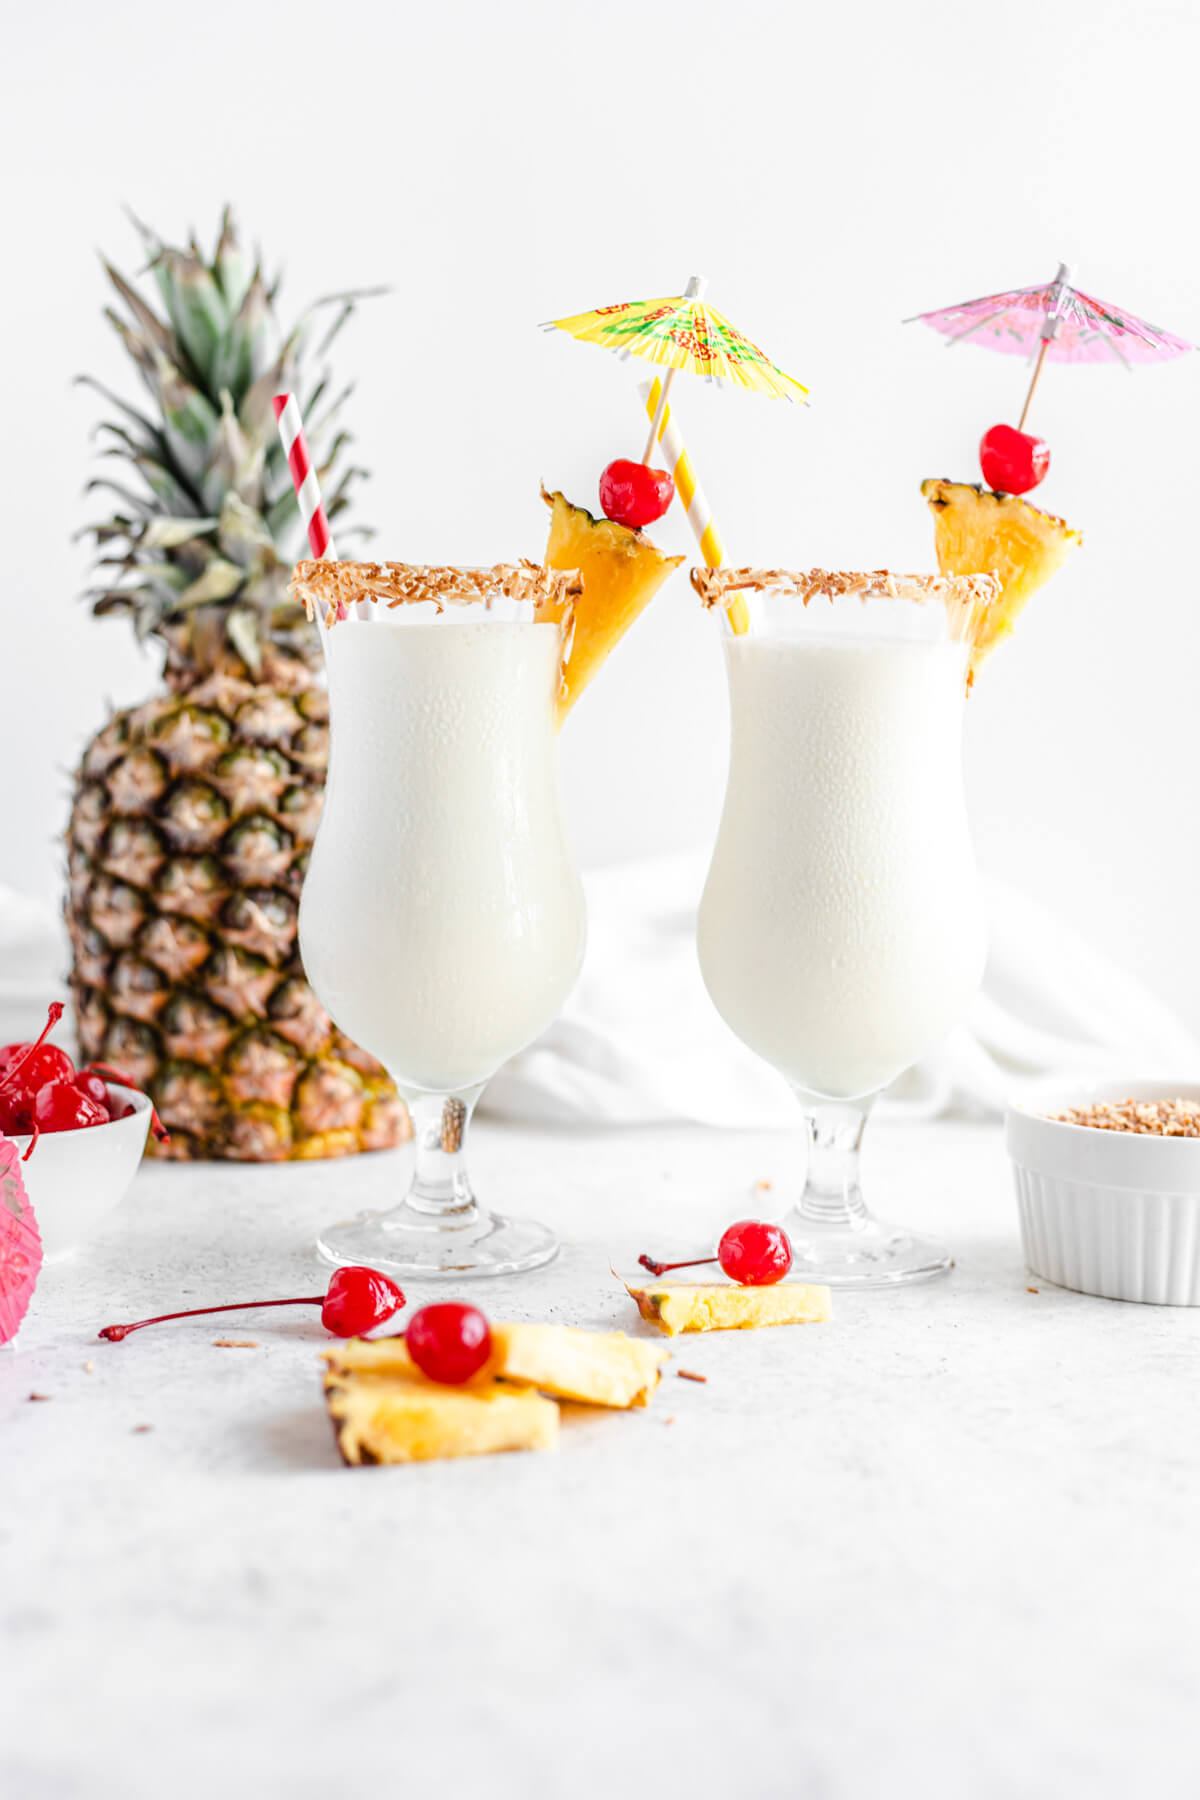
[542,487,684,721]
[623,1278,832,1337]
[330,1323,669,1409]
[921,479,1082,667]
[492,1323,667,1407]
[324,1349,559,1464]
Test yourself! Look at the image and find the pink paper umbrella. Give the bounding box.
[909,262,1193,430]
[0,1137,42,1343]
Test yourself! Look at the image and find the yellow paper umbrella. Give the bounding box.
[543,276,808,631]
[545,274,808,444]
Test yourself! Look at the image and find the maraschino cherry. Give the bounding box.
[0,1003,168,1149]
[599,458,675,529]
[98,1265,405,1342]
[9,1042,75,1092]
[406,1302,493,1384]
[83,1060,170,1142]
[979,423,1050,497]
[34,1082,109,1134]
[638,1219,793,1287]
[0,1003,67,1140]
[74,1069,110,1109]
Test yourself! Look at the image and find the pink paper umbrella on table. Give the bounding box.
[0,1138,42,1344]
[907,262,1193,496]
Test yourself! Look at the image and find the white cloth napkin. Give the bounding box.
[485,853,1200,1127]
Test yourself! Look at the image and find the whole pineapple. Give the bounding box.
[67,210,410,1161]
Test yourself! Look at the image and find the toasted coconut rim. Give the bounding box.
[689,566,1000,610]
[290,559,582,626]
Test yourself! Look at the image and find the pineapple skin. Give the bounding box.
[66,648,411,1162]
[624,1279,832,1336]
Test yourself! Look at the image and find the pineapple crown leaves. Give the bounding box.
[80,207,383,675]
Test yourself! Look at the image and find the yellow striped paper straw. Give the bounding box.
[638,378,749,635]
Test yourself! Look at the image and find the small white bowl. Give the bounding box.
[11,1084,152,1261]
[1006,1079,1200,1305]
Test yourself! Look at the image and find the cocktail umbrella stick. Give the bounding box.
[1017,337,1052,431]
[1017,265,1071,431]
[641,276,707,462]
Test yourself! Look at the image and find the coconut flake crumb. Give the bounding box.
[1049,1099,1200,1137]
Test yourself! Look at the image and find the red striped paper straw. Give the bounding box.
[273,392,362,620]
[273,392,336,558]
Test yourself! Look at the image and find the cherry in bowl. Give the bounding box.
[8,1084,153,1260]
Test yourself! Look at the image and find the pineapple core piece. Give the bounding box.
[623,1279,832,1337]
[542,486,683,721]
[921,478,1081,666]
[323,1353,559,1464]
[328,1324,669,1410]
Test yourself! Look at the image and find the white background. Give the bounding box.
[3,0,1198,1014]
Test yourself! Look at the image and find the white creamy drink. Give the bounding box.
[300,615,586,1096]
[698,629,985,1102]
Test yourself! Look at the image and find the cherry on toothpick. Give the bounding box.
[406,1302,493,1385]
[638,1219,793,1287]
[599,458,675,529]
[98,1265,405,1342]
[979,424,1050,497]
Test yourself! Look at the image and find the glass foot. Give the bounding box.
[316,1198,558,1280]
[780,1209,953,1289]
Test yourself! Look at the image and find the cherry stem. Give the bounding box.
[637,1252,719,1278]
[0,1003,65,1099]
[99,1295,325,1342]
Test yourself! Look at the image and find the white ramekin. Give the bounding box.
[1005,1079,1200,1305]
[11,1083,151,1261]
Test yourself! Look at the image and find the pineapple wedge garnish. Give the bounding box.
[922,479,1081,666]
[323,1349,559,1464]
[542,487,684,720]
[623,1278,832,1337]
[328,1324,669,1409]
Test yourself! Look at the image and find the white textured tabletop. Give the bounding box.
[4,1117,1199,1800]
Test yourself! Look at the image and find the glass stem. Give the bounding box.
[794,1094,877,1231]
[403,1086,485,1218]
